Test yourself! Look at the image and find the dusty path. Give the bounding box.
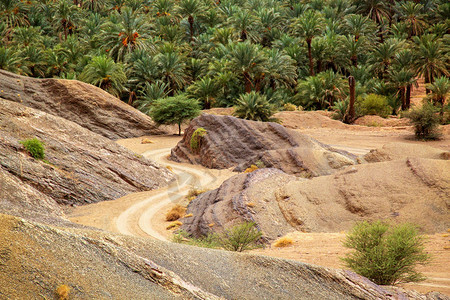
[68,136,235,241]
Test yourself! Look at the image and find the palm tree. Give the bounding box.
[187,77,217,109]
[19,45,47,77]
[229,7,260,42]
[134,81,170,114]
[0,47,21,72]
[426,76,450,116]
[54,0,81,41]
[234,91,276,122]
[176,0,204,42]
[413,34,449,91]
[389,68,417,111]
[396,1,427,38]
[45,47,70,77]
[0,0,29,29]
[369,38,403,79]
[228,42,267,93]
[264,48,297,91]
[101,8,153,61]
[353,0,390,25]
[79,55,127,97]
[155,50,187,94]
[344,14,376,42]
[291,10,324,76]
[338,35,367,68]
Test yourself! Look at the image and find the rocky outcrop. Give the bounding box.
[0,69,164,139]
[0,98,173,211]
[1,214,446,300]
[182,158,450,239]
[170,114,358,177]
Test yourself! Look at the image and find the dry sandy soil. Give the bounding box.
[69,109,449,296]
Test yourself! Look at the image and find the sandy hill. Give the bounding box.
[171,114,358,177]
[0,69,164,139]
[0,98,173,223]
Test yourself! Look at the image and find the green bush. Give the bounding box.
[342,221,430,286]
[19,138,45,160]
[190,127,207,152]
[406,103,441,140]
[219,221,263,252]
[358,94,391,118]
[234,92,276,122]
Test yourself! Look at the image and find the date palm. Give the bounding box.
[389,68,417,111]
[369,38,403,79]
[176,0,204,42]
[54,0,81,41]
[155,50,187,94]
[234,91,276,122]
[291,10,325,76]
[344,14,376,41]
[353,0,390,25]
[426,76,450,116]
[101,8,152,62]
[413,34,449,89]
[187,77,217,109]
[264,48,297,91]
[396,2,427,38]
[229,7,260,42]
[228,42,267,93]
[0,47,21,72]
[79,55,127,97]
[19,45,47,77]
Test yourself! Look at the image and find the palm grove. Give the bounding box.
[1,0,449,124]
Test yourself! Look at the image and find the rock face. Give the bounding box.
[0,98,173,211]
[0,69,164,139]
[1,214,446,300]
[170,114,358,177]
[182,158,450,239]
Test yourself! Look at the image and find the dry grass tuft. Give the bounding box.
[56,284,71,300]
[246,202,256,208]
[166,221,182,230]
[273,236,294,248]
[141,138,154,144]
[208,223,215,227]
[184,213,193,218]
[244,165,258,173]
[165,204,186,221]
[166,165,174,172]
[186,187,208,202]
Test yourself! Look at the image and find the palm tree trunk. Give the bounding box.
[345,76,356,124]
[244,72,252,93]
[188,15,194,42]
[406,85,411,109]
[178,122,182,136]
[307,39,314,76]
[400,87,406,110]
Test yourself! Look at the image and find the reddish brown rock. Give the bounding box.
[170,114,358,177]
[0,69,164,139]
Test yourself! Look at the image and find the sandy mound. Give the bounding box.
[171,114,358,177]
[182,158,449,239]
[354,115,411,127]
[0,70,164,139]
[0,99,173,212]
[365,142,450,162]
[275,110,351,130]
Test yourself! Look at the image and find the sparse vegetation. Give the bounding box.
[19,138,45,160]
[186,187,208,202]
[190,127,207,153]
[359,94,391,118]
[173,222,263,252]
[55,284,71,300]
[165,204,186,221]
[406,103,441,140]
[273,236,294,248]
[342,221,430,286]
[166,221,183,230]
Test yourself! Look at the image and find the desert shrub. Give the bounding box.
[406,103,441,140]
[166,221,182,230]
[55,284,70,300]
[332,99,349,121]
[273,236,294,248]
[244,165,259,173]
[234,92,276,122]
[342,221,430,286]
[186,187,208,202]
[172,230,221,249]
[190,127,207,152]
[19,138,45,160]
[358,94,391,118]
[219,222,263,252]
[283,103,297,111]
[165,204,186,221]
[255,160,265,168]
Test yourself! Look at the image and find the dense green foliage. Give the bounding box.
[149,95,201,135]
[342,221,430,285]
[20,138,45,160]
[190,127,207,152]
[1,0,449,120]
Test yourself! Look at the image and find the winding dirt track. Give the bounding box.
[116,147,222,240]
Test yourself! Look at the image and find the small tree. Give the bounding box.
[342,221,430,286]
[219,221,263,252]
[149,95,201,135]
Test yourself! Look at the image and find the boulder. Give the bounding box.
[0,69,164,139]
[0,98,173,210]
[170,114,358,177]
